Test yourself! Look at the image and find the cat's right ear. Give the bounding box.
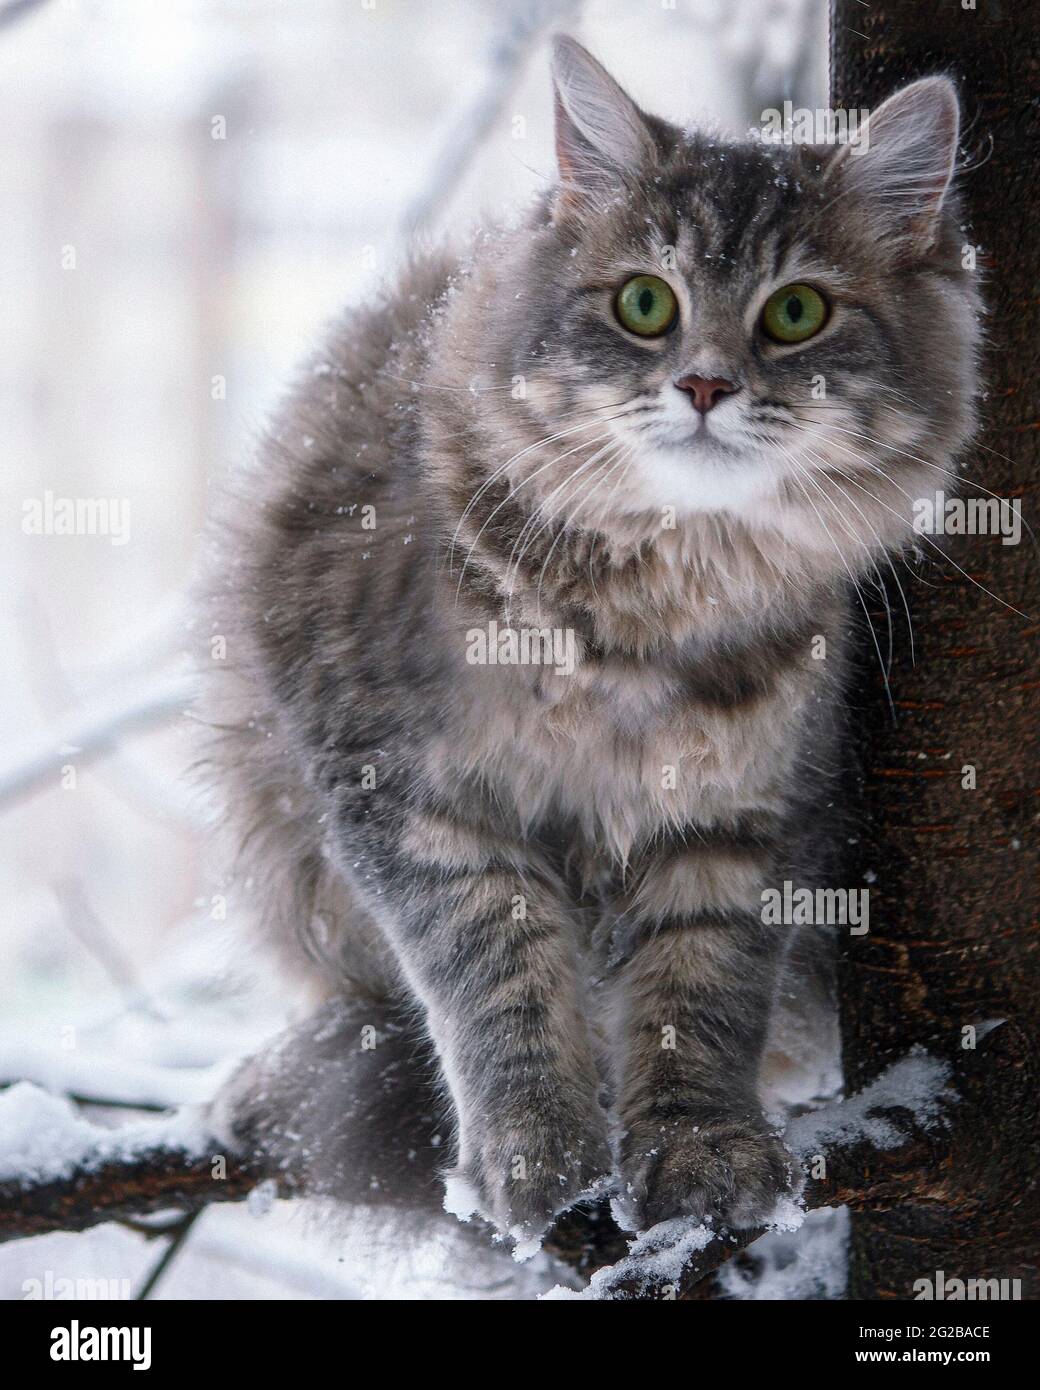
[551,36,654,218]
[825,77,960,255]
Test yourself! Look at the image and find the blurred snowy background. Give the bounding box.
[0,0,828,1300]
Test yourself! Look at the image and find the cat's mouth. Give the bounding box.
[651,422,745,458]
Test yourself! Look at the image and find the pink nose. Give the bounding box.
[674,375,740,414]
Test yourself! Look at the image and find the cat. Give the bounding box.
[204,36,979,1248]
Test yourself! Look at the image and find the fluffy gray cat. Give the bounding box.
[205,37,979,1248]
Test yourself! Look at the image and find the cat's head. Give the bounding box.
[456,37,980,575]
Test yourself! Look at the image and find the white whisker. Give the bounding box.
[779,445,897,720]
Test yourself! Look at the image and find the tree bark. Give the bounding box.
[0,1149,265,1244]
[831,0,1040,1299]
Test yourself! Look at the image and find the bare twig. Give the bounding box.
[0,671,196,808]
[16,591,201,832]
[0,0,52,33]
[135,1210,201,1300]
[398,0,581,239]
[0,1044,224,1110]
[53,878,163,1019]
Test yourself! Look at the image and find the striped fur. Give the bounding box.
[203,42,980,1240]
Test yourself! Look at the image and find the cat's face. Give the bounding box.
[474,39,979,566]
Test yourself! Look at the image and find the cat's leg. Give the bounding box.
[338,794,611,1241]
[611,828,796,1232]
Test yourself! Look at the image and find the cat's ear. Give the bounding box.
[828,77,960,253]
[551,35,654,215]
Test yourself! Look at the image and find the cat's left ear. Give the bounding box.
[827,77,960,254]
[551,36,655,217]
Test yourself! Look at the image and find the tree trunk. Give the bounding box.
[831,0,1040,1300]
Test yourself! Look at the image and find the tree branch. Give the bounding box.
[548,1023,1036,1298]
[544,1050,959,1298]
[0,1040,973,1302]
[5,1026,1025,1300]
[0,1147,264,1245]
[0,1082,267,1245]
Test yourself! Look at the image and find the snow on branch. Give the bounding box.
[0,1048,959,1301]
[543,1048,958,1299]
[0,1083,263,1244]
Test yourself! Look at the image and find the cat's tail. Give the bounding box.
[208,995,450,1215]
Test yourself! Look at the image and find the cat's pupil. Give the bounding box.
[638,288,655,316]
[786,295,803,323]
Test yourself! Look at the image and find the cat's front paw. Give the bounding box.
[616,1110,795,1234]
[446,1107,613,1248]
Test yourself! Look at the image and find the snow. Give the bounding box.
[441,1174,480,1223]
[541,1193,815,1301]
[0,1197,569,1302]
[717,1208,850,1301]
[764,1194,808,1233]
[542,1217,716,1301]
[509,1228,544,1264]
[0,1083,212,1186]
[0,1033,230,1110]
[786,1046,955,1159]
[246,1178,279,1220]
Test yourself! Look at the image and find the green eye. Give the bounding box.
[615,275,678,337]
[761,283,829,344]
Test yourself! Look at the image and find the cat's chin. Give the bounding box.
[614,439,788,519]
